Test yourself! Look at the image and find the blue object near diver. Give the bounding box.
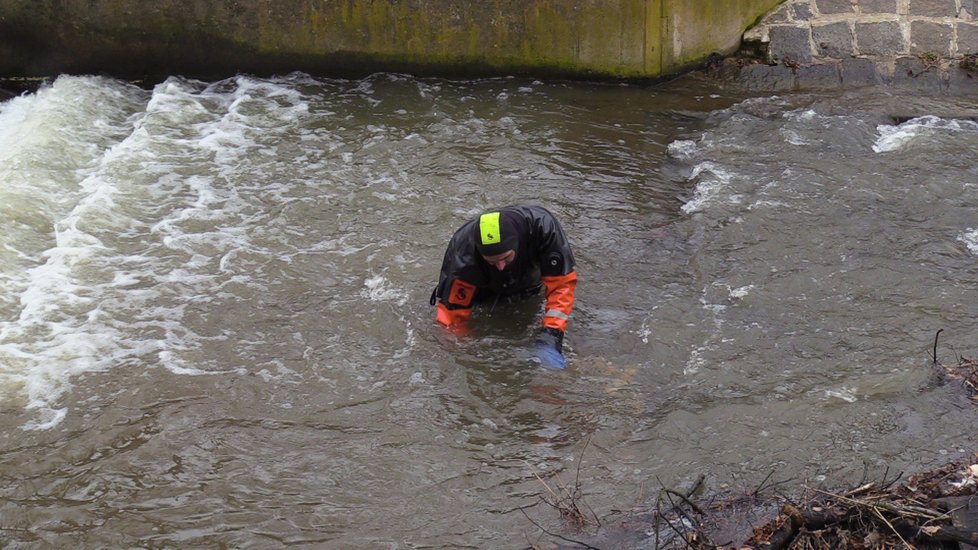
[534,341,568,370]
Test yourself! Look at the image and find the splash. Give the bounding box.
[873,115,978,153]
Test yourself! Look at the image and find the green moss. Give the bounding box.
[660,0,785,70]
[0,0,788,80]
[960,53,978,74]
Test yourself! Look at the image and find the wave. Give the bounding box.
[874,115,978,153]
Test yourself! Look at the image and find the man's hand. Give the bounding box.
[534,327,567,369]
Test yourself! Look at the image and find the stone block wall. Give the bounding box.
[745,0,978,64]
[726,0,978,92]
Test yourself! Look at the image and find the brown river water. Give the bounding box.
[1,72,977,547]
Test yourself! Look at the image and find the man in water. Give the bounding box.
[430,205,578,368]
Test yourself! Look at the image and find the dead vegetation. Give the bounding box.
[520,332,978,549]
[523,454,978,549]
[933,329,978,399]
[519,437,603,549]
[741,458,978,550]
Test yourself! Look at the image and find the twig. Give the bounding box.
[754,470,776,497]
[523,439,599,531]
[880,466,904,491]
[526,462,561,502]
[844,482,876,497]
[871,506,915,550]
[574,437,590,489]
[656,491,696,550]
[754,474,795,496]
[810,487,942,520]
[933,329,943,364]
[857,460,871,487]
[654,492,663,550]
[685,474,706,499]
[574,436,601,527]
[518,504,602,549]
[527,463,586,528]
[650,474,710,550]
[661,489,704,515]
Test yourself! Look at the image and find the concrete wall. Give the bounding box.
[0,0,782,80]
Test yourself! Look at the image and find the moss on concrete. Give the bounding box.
[0,0,786,80]
[662,0,785,71]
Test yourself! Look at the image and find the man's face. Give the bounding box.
[482,250,516,271]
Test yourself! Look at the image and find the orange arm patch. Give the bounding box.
[435,278,477,328]
[448,279,476,307]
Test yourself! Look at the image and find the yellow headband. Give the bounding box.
[479,212,501,245]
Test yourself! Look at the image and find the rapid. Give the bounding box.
[1,73,978,547]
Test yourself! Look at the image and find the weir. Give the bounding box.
[0,0,782,80]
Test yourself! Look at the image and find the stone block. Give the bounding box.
[765,4,793,23]
[795,61,843,89]
[737,63,798,91]
[858,0,898,13]
[813,21,854,58]
[945,66,978,95]
[892,57,947,92]
[962,0,978,18]
[768,25,814,63]
[792,2,815,20]
[958,22,978,54]
[816,0,855,13]
[871,58,897,85]
[908,0,957,17]
[910,21,952,55]
[840,57,881,87]
[856,21,905,56]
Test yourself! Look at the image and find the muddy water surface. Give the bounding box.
[1,73,977,547]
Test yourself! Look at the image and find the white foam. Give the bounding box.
[0,77,154,425]
[729,285,755,299]
[0,75,318,428]
[959,228,978,255]
[683,346,706,375]
[874,120,924,153]
[873,115,978,153]
[783,109,818,121]
[667,139,698,160]
[748,198,790,210]
[635,318,653,344]
[780,128,811,146]
[825,387,858,403]
[681,162,735,213]
[362,274,408,306]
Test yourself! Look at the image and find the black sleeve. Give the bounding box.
[434,221,484,308]
[526,206,575,277]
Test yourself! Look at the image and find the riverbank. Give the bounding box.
[709,455,978,549]
[523,355,978,548]
[523,453,978,548]
[521,453,978,548]
[707,52,978,94]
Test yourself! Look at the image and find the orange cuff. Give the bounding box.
[436,303,472,327]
